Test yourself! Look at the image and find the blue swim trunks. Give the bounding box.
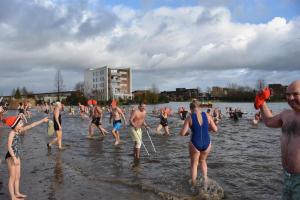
[113,120,122,132]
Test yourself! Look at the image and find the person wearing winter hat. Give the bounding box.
[3,115,48,200]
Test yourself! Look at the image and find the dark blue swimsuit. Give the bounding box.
[190,112,210,151]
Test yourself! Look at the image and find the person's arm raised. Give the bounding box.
[260,103,282,128]
[21,117,48,132]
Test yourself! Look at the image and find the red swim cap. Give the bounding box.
[92,100,97,105]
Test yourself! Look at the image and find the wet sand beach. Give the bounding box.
[0,102,288,199]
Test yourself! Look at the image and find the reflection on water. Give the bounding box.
[54,152,64,185]
[0,102,290,199]
[47,151,64,200]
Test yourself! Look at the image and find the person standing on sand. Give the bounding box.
[255,80,300,200]
[179,99,218,190]
[129,102,149,160]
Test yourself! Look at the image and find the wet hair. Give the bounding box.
[190,99,200,110]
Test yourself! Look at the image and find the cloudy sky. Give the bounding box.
[0,0,299,95]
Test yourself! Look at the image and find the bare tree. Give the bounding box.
[11,88,16,97]
[84,83,92,99]
[21,86,28,97]
[151,83,159,94]
[227,83,239,89]
[206,87,211,93]
[54,69,64,101]
[197,86,202,94]
[74,81,84,93]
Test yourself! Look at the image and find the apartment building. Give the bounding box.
[84,66,132,101]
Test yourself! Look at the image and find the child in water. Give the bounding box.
[3,115,48,200]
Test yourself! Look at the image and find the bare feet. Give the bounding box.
[15,193,27,198]
[87,134,93,139]
[12,193,27,200]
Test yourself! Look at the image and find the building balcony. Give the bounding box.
[111,79,121,83]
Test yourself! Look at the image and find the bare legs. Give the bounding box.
[112,129,120,145]
[98,125,108,136]
[48,130,63,149]
[163,126,170,135]
[133,142,140,160]
[189,142,211,187]
[156,124,170,135]
[7,158,27,200]
[88,124,94,137]
[89,124,108,138]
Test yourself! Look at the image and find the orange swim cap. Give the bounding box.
[111,99,117,108]
[3,116,21,129]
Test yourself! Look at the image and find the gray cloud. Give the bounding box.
[0,0,117,50]
[0,1,299,95]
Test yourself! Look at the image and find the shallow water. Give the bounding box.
[0,102,288,199]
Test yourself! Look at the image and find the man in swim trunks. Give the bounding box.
[179,99,218,189]
[256,80,300,200]
[110,101,126,145]
[129,102,149,160]
[88,102,108,138]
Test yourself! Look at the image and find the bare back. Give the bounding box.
[93,106,102,118]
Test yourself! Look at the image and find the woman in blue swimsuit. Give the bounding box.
[179,99,218,188]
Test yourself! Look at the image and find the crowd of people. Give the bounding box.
[0,80,299,199]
